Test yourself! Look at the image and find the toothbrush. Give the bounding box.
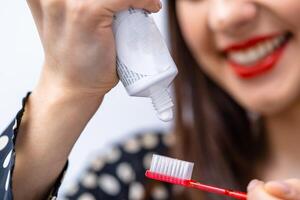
[145,154,247,200]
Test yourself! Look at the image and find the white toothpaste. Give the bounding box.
[113,8,178,121]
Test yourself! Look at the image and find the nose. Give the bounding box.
[208,0,258,35]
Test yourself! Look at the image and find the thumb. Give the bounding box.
[265,179,300,200]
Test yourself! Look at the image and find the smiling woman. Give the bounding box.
[172,0,300,199]
[1,0,300,200]
[175,0,300,115]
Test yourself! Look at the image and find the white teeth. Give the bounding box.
[257,44,265,58]
[228,34,287,66]
[247,49,258,62]
[265,41,274,52]
[273,38,281,48]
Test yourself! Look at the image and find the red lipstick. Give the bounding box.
[224,33,290,78]
[224,34,280,52]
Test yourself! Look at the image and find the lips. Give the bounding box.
[223,32,292,78]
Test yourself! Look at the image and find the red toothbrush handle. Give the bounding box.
[188,180,247,200]
[145,171,247,199]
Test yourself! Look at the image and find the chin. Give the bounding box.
[237,89,300,116]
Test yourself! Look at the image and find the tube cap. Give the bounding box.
[150,89,174,122]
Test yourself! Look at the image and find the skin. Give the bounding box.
[13,0,300,199]
[14,0,161,199]
[176,0,300,199]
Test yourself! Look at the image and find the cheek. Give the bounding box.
[257,0,300,30]
[175,0,300,116]
[176,2,224,83]
[282,4,300,34]
[176,3,205,53]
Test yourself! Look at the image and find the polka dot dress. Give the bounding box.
[0,93,32,200]
[63,132,176,200]
[0,120,16,200]
[0,93,67,200]
[0,94,177,200]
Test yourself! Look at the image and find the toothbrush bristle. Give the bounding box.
[149,154,194,180]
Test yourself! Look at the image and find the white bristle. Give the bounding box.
[149,154,194,180]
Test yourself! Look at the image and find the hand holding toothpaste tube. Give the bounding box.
[13,0,162,199]
[28,0,162,98]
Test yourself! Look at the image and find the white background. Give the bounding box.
[0,0,171,196]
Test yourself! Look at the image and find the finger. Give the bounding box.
[285,179,300,191]
[65,0,162,30]
[247,180,280,200]
[98,0,162,15]
[265,179,300,200]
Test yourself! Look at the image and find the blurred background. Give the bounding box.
[0,0,171,197]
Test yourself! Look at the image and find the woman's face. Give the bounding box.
[176,0,300,115]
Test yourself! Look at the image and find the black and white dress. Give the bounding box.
[63,132,175,200]
[0,94,175,200]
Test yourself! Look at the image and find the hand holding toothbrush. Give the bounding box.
[247,179,300,200]
[146,154,300,200]
[146,154,247,199]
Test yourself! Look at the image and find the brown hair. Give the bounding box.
[168,1,269,199]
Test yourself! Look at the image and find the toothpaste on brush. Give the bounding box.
[112,8,178,122]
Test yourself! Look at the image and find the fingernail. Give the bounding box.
[247,180,261,192]
[266,181,291,194]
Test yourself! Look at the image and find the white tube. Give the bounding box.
[113,8,178,122]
